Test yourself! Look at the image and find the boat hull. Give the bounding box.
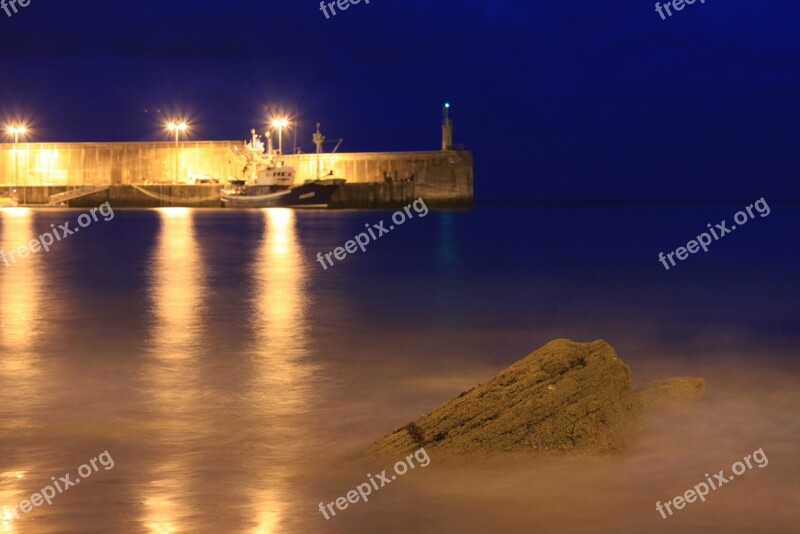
[221,181,342,208]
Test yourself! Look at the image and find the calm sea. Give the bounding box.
[1,202,798,533]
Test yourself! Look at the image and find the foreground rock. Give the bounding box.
[368,339,704,457]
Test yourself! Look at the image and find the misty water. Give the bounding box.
[0,203,798,533]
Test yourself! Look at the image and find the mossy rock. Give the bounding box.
[368,339,704,457]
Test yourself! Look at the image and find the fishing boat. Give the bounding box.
[221,124,345,208]
[222,177,345,208]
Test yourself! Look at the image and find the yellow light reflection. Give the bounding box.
[0,208,31,218]
[0,208,42,365]
[250,208,312,533]
[156,207,191,218]
[255,208,311,397]
[253,488,281,534]
[0,471,26,533]
[1,513,16,533]
[143,470,181,534]
[0,210,41,531]
[142,208,205,533]
[149,208,203,357]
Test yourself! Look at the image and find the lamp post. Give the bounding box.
[5,124,27,202]
[271,118,289,155]
[167,121,188,182]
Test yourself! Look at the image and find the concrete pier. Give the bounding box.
[0,142,473,208]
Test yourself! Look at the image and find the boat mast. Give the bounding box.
[266,130,274,158]
[313,122,325,180]
[248,129,260,181]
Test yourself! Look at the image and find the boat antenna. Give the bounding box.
[313,122,325,180]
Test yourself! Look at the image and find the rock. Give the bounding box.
[636,377,706,409]
[367,339,704,457]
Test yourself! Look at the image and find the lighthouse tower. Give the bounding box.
[441,103,453,151]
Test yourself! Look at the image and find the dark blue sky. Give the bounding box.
[1,0,798,200]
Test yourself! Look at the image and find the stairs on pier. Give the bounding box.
[48,185,111,206]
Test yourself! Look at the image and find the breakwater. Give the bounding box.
[0,142,473,208]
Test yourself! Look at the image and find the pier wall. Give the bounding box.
[0,142,473,207]
[0,141,238,186]
[281,150,473,205]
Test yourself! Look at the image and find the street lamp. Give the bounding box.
[6,124,26,144]
[5,124,27,201]
[271,118,289,155]
[166,121,188,182]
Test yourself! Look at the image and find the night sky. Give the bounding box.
[1,0,798,200]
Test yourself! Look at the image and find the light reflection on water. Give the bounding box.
[0,208,43,361]
[141,207,208,533]
[138,208,317,533]
[0,209,42,534]
[246,209,314,532]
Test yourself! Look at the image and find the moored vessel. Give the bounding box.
[221,124,345,208]
[221,178,345,208]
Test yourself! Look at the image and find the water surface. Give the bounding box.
[0,203,798,533]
